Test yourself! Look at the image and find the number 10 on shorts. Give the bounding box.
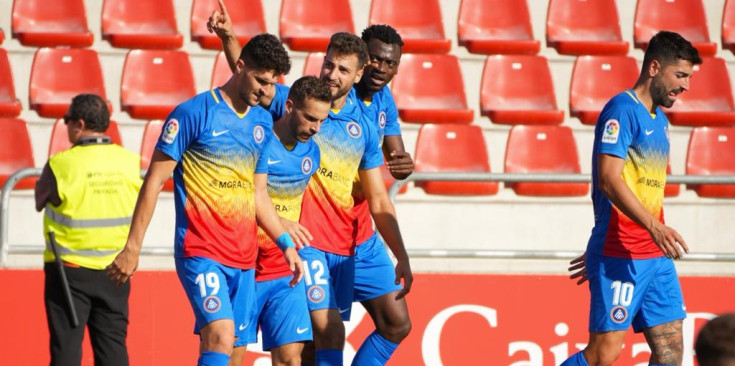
[611,280,634,306]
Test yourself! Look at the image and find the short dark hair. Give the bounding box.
[67,94,109,132]
[361,24,404,47]
[239,33,291,76]
[288,76,331,106]
[642,31,703,71]
[326,32,369,70]
[696,314,735,366]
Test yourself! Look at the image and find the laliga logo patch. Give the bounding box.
[301,157,313,175]
[307,285,325,303]
[203,296,221,313]
[253,125,265,143]
[378,111,386,129]
[610,306,627,324]
[346,122,361,138]
[162,118,179,144]
[601,119,620,144]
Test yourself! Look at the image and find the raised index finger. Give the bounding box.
[217,0,229,17]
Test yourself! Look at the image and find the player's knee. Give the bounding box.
[272,353,301,366]
[200,323,235,353]
[379,317,412,343]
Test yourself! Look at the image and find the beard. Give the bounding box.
[651,78,677,109]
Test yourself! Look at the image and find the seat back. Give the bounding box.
[634,0,713,53]
[686,127,735,197]
[191,0,266,50]
[102,0,182,48]
[546,0,623,43]
[723,0,735,51]
[302,52,325,77]
[458,0,535,44]
[570,56,639,125]
[667,58,735,114]
[0,49,21,117]
[12,0,92,47]
[279,0,354,51]
[481,55,558,113]
[48,119,122,157]
[392,54,469,113]
[369,0,450,53]
[0,118,35,189]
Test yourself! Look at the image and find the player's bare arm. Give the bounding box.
[254,173,304,286]
[358,167,413,299]
[278,217,312,248]
[107,150,177,285]
[383,135,414,179]
[598,154,689,259]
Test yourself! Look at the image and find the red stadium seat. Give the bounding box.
[458,0,540,55]
[210,52,285,89]
[0,28,4,45]
[480,55,564,125]
[391,54,473,124]
[414,124,498,195]
[29,48,111,119]
[664,164,680,198]
[121,50,196,120]
[723,0,735,54]
[504,125,588,196]
[634,0,716,57]
[102,0,183,49]
[191,0,265,50]
[280,0,354,52]
[0,49,22,117]
[48,119,122,157]
[686,127,735,198]
[546,0,628,56]
[0,118,36,189]
[140,120,174,191]
[570,56,639,126]
[302,52,325,77]
[369,0,451,54]
[664,58,735,127]
[11,0,93,48]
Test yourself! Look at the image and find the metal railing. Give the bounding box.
[2,169,735,266]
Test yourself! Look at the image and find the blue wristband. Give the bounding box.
[275,232,296,252]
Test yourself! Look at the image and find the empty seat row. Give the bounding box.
[9,0,734,56]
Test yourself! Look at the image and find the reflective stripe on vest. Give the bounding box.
[45,240,121,257]
[45,205,132,228]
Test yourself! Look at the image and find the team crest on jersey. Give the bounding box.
[610,306,627,323]
[346,122,362,138]
[202,296,221,313]
[664,126,670,142]
[601,119,620,144]
[378,111,386,129]
[161,118,179,144]
[302,157,313,175]
[307,285,325,303]
[253,125,265,143]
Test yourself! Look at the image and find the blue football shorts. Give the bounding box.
[587,251,686,333]
[353,232,403,303]
[245,276,312,350]
[298,246,355,321]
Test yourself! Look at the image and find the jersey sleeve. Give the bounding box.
[155,102,203,162]
[597,106,636,159]
[267,84,290,121]
[383,88,402,136]
[255,128,274,174]
[359,115,385,170]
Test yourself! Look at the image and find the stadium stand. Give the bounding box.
[48,119,122,157]
[369,0,451,54]
[723,0,735,54]
[504,125,588,197]
[634,0,717,57]
[569,55,639,126]
[391,54,473,124]
[664,57,735,127]
[302,52,325,77]
[101,0,183,49]
[11,0,94,48]
[686,127,735,198]
[480,55,564,125]
[0,49,21,118]
[120,50,196,120]
[280,0,355,52]
[140,120,174,191]
[545,0,628,56]
[414,124,498,195]
[191,0,266,51]
[0,118,35,189]
[665,164,680,198]
[29,48,110,119]
[457,0,540,55]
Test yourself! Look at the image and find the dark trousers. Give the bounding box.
[44,263,130,366]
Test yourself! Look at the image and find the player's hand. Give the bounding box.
[386,151,414,179]
[106,248,139,286]
[207,0,234,40]
[283,247,304,287]
[280,219,312,248]
[394,259,413,300]
[568,252,587,285]
[649,222,689,259]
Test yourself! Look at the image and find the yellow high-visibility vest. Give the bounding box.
[43,143,142,269]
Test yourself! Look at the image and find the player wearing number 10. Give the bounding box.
[561,31,701,366]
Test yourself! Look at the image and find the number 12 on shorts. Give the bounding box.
[195,272,220,297]
[611,280,634,306]
[302,260,328,286]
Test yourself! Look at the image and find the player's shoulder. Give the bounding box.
[174,89,218,115]
[604,90,641,112]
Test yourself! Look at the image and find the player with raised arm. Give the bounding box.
[561,31,700,366]
[106,33,303,366]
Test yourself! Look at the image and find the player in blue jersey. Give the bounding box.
[107,33,304,366]
[561,31,700,366]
